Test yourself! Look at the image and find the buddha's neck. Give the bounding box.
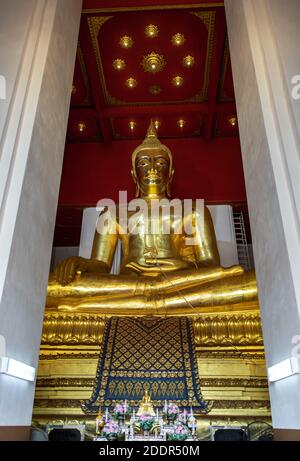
[141,193,166,200]
[140,185,167,200]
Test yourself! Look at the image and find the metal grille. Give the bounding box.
[233,211,251,270]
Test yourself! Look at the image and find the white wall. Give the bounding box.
[0,0,36,139]
[0,0,82,428]
[225,0,300,429]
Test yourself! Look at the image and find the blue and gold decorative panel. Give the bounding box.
[82,317,210,413]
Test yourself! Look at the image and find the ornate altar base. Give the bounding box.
[32,301,271,437]
[82,316,208,413]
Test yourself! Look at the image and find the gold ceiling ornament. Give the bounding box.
[149,84,161,95]
[71,85,77,94]
[172,75,184,87]
[78,121,87,132]
[88,12,215,106]
[144,24,159,38]
[126,77,137,88]
[128,120,136,130]
[113,58,125,70]
[141,52,166,74]
[177,119,186,128]
[119,35,134,48]
[182,55,195,68]
[228,116,238,127]
[171,33,185,46]
[154,120,161,130]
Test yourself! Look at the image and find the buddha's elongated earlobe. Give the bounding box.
[131,169,140,197]
[135,184,140,198]
[167,169,174,197]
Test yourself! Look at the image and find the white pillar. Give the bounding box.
[0,0,82,436]
[225,0,300,434]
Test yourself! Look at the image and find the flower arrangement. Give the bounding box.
[102,421,120,440]
[137,414,155,432]
[165,403,180,422]
[176,412,188,426]
[168,424,190,441]
[113,402,130,418]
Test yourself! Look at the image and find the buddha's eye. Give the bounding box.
[138,159,149,167]
[156,159,167,166]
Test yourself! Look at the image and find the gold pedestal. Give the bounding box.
[32,301,271,437]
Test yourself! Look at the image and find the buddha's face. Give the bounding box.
[134,148,171,197]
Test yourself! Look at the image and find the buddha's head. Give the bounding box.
[131,121,174,198]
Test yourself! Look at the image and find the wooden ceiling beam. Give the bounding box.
[99,102,236,118]
[82,0,224,12]
[79,17,112,145]
[69,103,236,120]
[203,8,227,142]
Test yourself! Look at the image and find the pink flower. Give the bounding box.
[173,424,188,435]
[167,404,179,415]
[139,414,153,421]
[103,421,119,434]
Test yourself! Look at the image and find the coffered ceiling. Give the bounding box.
[67,0,238,144]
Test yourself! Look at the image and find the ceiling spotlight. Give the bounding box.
[228,116,238,127]
[145,24,159,38]
[177,119,186,129]
[141,52,166,74]
[113,59,125,70]
[126,77,137,88]
[129,121,136,130]
[183,55,195,68]
[71,85,77,95]
[149,85,161,95]
[154,120,161,130]
[78,121,86,132]
[171,33,185,46]
[172,76,184,87]
[119,35,134,49]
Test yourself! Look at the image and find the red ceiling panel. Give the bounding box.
[111,114,203,140]
[67,3,235,142]
[214,112,239,137]
[92,11,213,104]
[67,115,102,142]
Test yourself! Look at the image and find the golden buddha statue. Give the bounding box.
[47,121,258,315]
[137,390,155,416]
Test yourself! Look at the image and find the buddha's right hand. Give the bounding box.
[53,256,108,285]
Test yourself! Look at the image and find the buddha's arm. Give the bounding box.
[53,209,119,285]
[182,205,220,267]
[90,224,118,272]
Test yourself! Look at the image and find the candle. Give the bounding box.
[105,408,108,422]
[190,406,193,417]
[192,419,195,435]
[164,400,167,413]
[124,399,127,413]
[156,408,159,421]
[133,409,136,419]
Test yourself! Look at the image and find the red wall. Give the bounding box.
[58,137,247,205]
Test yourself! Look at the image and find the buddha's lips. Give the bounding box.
[145,173,160,181]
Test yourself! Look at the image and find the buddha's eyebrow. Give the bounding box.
[137,156,150,161]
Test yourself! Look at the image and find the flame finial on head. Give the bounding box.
[131,120,173,173]
[146,119,158,139]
